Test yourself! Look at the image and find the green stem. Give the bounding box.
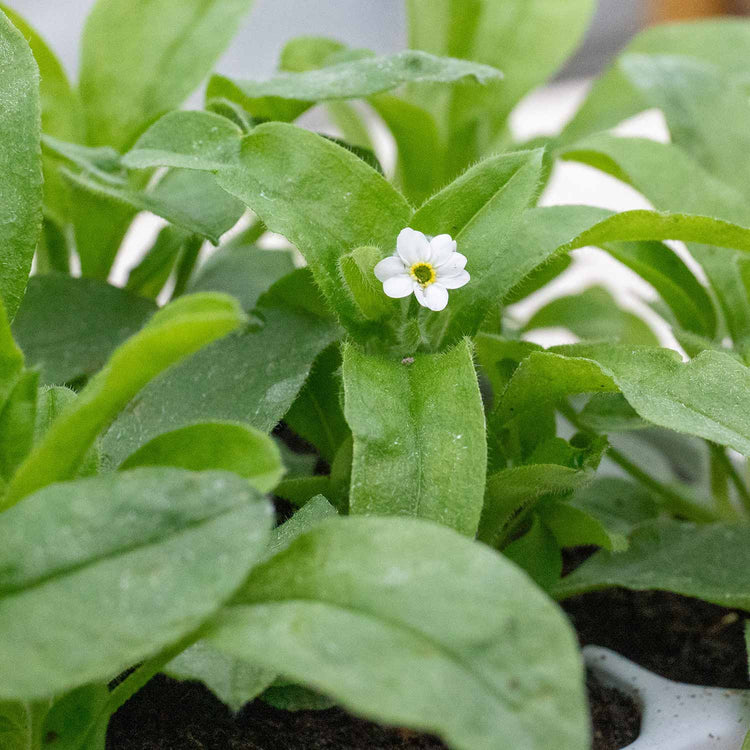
[709,442,750,517]
[105,631,200,716]
[559,401,718,523]
[606,446,718,523]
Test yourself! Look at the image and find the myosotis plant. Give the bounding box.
[2,1,750,749]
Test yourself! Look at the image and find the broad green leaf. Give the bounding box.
[338,245,395,322]
[538,502,627,554]
[0,10,43,319]
[206,50,502,121]
[101,301,340,466]
[496,345,750,458]
[3,294,245,507]
[274,476,331,507]
[474,334,542,401]
[208,517,589,750]
[565,478,659,539]
[478,463,598,548]
[561,19,750,144]
[554,518,750,611]
[79,0,255,149]
[11,275,156,386]
[0,700,33,750]
[123,110,244,171]
[524,286,659,346]
[188,245,295,311]
[118,422,283,493]
[166,641,274,713]
[0,468,273,699]
[63,167,244,245]
[215,122,411,331]
[342,340,486,536]
[284,345,348,464]
[42,134,123,178]
[411,150,545,345]
[407,0,595,130]
[0,371,37,487]
[33,386,76,443]
[503,515,562,591]
[125,225,190,299]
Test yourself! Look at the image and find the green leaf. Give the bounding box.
[206,50,502,121]
[0,301,24,408]
[0,10,43,319]
[524,286,659,346]
[63,167,244,245]
[188,245,295,311]
[101,301,339,467]
[538,502,627,554]
[342,340,486,536]
[561,19,750,144]
[79,0,255,149]
[166,641,274,713]
[0,701,33,750]
[209,517,588,750]
[40,684,109,750]
[478,463,598,548]
[0,468,272,699]
[496,344,750,459]
[125,226,190,299]
[553,518,750,611]
[0,371,38,487]
[118,422,283,493]
[411,150,545,345]
[565,478,659,540]
[3,294,245,508]
[503,515,562,591]
[338,245,395,322]
[11,275,157,386]
[284,345,348,464]
[123,110,244,171]
[407,0,595,130]
[215,122,411,331]
[266,495,338,561]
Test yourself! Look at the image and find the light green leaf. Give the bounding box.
[166,641,274,713]
[407,0,595,130]
[0,10,43,319]
[206,50,502,121]
[274,476,330,508]
[215,122,411,331]
[63,167,244,245]
[524,285,659,346]
[538,502,627,554]
[561,19,750,143]
[209,517,588,750]
[553,518,750,611]
[0,468,273,699]
[342,340,486,536]
[125,225,190,299]
[3,293,245,508]
[11,275,157,386]
[188,245,295,311]
[265,495,338,562]
[123,110,244,171]
[40,684,109,750]
[79,0,255,149]
[0,300,24,408]
[101,301,339,466]
[118,422,283,493]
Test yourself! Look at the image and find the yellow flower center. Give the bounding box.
[409,262,436,287]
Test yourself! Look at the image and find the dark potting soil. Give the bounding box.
[106,670,637,750]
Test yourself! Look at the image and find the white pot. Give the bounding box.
[584,646,750,749]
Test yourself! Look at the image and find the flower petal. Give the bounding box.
[397,227,431,265]
[374,255,406,281]
[382,274,414,298]
[430,234,457,266]
[422,284,449,311]
[439,270,470,289]
[436,252,467,276]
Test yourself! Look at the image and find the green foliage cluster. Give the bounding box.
[1,1,750,747]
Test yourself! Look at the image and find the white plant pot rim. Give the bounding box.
[584,646,750,750]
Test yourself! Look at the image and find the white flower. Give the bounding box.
[374,228,470,312]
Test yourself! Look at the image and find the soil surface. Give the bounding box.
[106,551,747,750]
